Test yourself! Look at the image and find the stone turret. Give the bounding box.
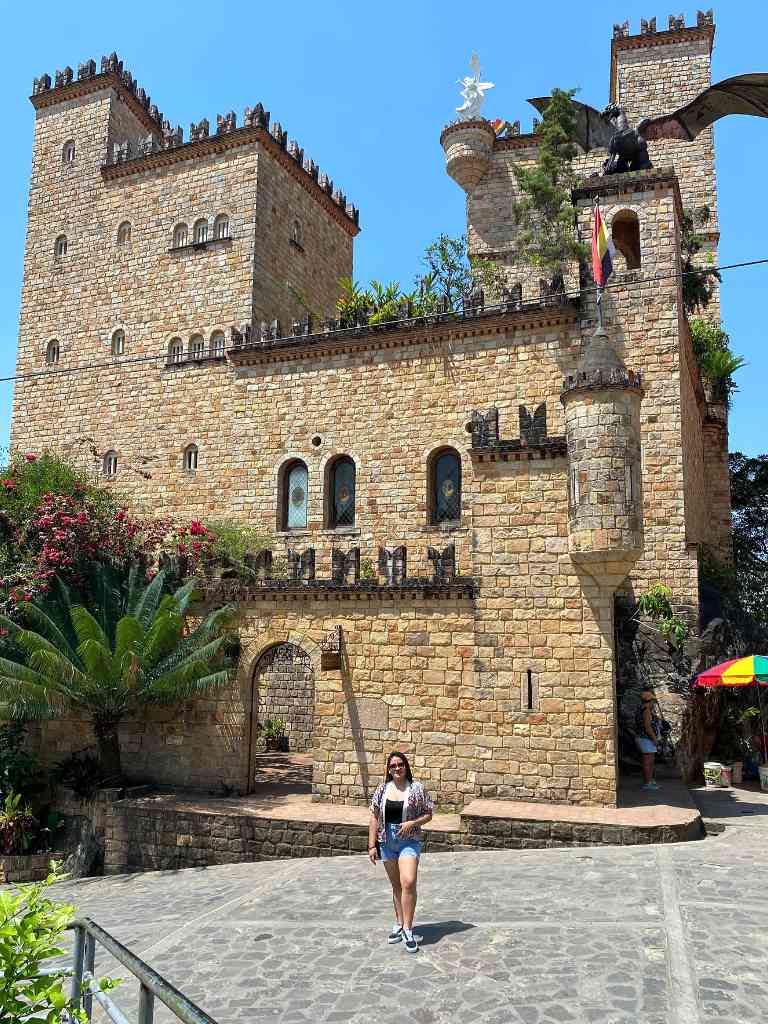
[439,119,495,192]
[561,326,644,583]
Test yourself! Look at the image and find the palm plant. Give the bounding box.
[0,565,237,785]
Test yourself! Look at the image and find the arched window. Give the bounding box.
[210,330,225,357]
[213,214,230,240]
[172,223,188,248]
[116,221,132,245]
[45,339,60,366]
[291,219,303,247]
[168,337,183,363]
[611,210,641,270]
[54,235,68,258]
[111,329,125,356]
[283,460,308,531]
[62,140,75,164]
[183,444,198,472]
[193,219,209,244]
[103,451,118,478]
[429,448,462,525]
[189,334,205,360]
[328,457,356,528]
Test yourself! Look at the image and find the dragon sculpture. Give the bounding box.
[528,74,768,174]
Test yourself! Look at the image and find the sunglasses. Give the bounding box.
[389,762,406,769]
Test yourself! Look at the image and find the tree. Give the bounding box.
[729,452,768,624]
[512,88,588,285]
[0,565,237,784]
[421,234,508,309]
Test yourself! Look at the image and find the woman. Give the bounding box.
[368,751,433,953]
[635,688,661,790]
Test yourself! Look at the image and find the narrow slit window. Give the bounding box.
[523,669,536,711]
[183,444,198,472]
[45,339,60,365]
[111,329,125,356]
[430,448,461,525]
[62,140,75,164]
[54,235,68,258]
[103,451,118,478]
[116,221,132,245]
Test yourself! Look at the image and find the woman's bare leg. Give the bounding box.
[398,856,419,930]
[642,753,655,783]
[384,860,403,926]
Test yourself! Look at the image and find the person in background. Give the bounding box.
[635,688,661,790]
[368,751,433,953]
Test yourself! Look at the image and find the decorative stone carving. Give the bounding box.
[288,548,315,581]
[697,9,713,27]
[519,403,547,444]
[302,157,319,181]
[288,140,304,164]
[78,60,96,80]
[244,549,272,578]
[55,67,73,88]
[470,407,499,447]
[163,124,183,148]
[217,111,237,134]
[101,52,121,74]
[613,21,630,38]
[378,546,407,585]
[427,543,456,582]
[33,74,51,95]
[331,548,360,584]
[462,286,484,313]
[668,13,685,31]
[640,16,657,33]
[190,119,209,142]
[321,625,342,669]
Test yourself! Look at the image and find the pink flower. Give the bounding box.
[2,479,15,490]
[24,454,38,463]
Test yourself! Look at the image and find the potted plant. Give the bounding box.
[262,718,287,753]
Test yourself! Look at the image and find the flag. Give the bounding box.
[490,118,509,137]
[591,204,615,288]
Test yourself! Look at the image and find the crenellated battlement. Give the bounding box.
[31,52,357,230]
[101,98,358,231]
[611,9,714,42]
[32,52,168,138]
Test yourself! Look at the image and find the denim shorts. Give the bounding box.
[636,736,658,754]
[380,822,422,861]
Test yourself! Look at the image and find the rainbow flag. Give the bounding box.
[591,204,615,288]
[490,118,509,137]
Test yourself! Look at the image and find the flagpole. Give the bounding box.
[594,196,604,328]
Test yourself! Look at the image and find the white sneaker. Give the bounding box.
[403,928,419,953]
[388,925,423,944]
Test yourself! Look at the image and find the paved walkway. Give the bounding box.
[47,816,767,1024]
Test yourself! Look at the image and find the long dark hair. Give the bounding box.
[385,750,413,783]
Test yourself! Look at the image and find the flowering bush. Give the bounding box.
[0,451,220,613]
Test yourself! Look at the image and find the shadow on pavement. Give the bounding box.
[417,920,475,946]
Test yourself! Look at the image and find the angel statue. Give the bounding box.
[528,73,768,175]
[456,53,494,121]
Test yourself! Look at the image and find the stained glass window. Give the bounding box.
[285,462,308,530]
[330,458,355,528]
[432,449,461,524]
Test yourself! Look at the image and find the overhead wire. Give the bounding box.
[0,255,765,386]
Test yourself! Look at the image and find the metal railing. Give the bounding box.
[60,916,219,1024]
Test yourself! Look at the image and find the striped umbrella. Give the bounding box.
[695,655,768,766]
[695,655,768,688]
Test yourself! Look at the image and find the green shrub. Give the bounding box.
[0,723,43,804]
[202,520,272,575]
[0,862,119,1023]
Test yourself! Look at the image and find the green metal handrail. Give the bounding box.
[66,916,219,1024]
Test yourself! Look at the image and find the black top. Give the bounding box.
[384,799,404,825]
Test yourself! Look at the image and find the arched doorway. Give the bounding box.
[247,643,315,790]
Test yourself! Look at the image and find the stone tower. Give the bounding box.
[561,327,644,586]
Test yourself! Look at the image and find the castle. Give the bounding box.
[13,12,730,809]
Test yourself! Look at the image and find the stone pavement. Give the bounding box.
[44,818,768,1024]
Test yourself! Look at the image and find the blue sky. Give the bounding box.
[1,1,766,456]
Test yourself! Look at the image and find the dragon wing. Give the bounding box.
[527,97,615,151]
[639,73,768,141]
